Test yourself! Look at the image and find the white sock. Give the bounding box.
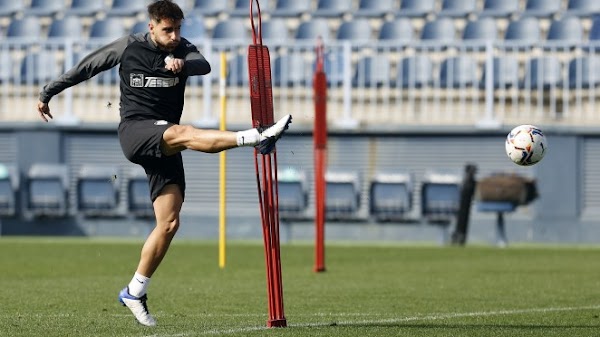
[236,128,260,147]
[128,272,150,298]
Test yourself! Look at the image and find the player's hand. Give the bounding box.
[37,101,53,122]
[165,57,184,74]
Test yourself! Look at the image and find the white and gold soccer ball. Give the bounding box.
[505,125,547,166]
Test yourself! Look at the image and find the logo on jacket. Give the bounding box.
[130,74,179,88]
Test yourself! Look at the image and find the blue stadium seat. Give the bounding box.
[421,171,461,223]
[227,53,248,86]
[325,170,361,220]
[378,18,414,43]
[26,163,69,218]
[590,16,600,50]
[0,163,18,217]
[353,55,392,87]
[369,172,413,222]
[270,0,311,17]
[420,17,456,45]
[24,0,64,16]
[439,56,478,88]
[397,0,435,18]
[191,0,227,16]
[47,16,84,39]
[568,56,600,88]
[355,0,397,17]
[261,18,289,43]
[438,0,478,18]
[313,0,353,18]
[212,18,248,42]
[0,51,13,83]
[463,17,498,41]
[107,0,146,16]
[89,18,126,41]
[229,0,272,17]
[6,17,42,39]
[504,17,541,48]
[20,53,63,84]
[522,56,563,89]
[565,0,600,17]
[481,56,520,89]
[546,16,584,49]
[522,0,562,18]
[126,166,153,219]
[76,164,120,217]
[130,20,148,35]
[396,55,434,88]
[277,168,309,220]
[273,54,309,86]
[295,18,331,41]
[180,15,205,41]
[480,0,519,18]
[66,0,104,16]
[322,50,346,86]
[336,19,372,42]
[0,0,25,17]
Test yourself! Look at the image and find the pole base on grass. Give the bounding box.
[268,319,287,327]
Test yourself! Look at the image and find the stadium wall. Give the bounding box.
[0,124,598,245]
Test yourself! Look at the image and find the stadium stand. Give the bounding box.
[522,0,562,18]
[420,170,461,224]
[462,17,498,41]
[130,19,149,35]
[355,0,398,17]
[504,16,541,46]
[567,56,600,89]
[191,0,228,17]
[522,56,563,89]
[20,53,63,85]
[270,0,311,17]
[353,54,392,87]
[565,0,600,17]
[397,0,436,18]
[0,0,24,17]
[89,17,127,40]
[546,16,584,48]
[325,170,361,220]
[26,163,69,218]
[420,17,456,44]
[211,18,249,42]
[336,18,372,42]
[438,0,478,18]
[76,164,120,217]
[439,55,479,88]
[229,0,272,17]
[378,18,414,42]
[107,0,147,17]
[313,0,353,18]
[0,163,18,217]
[479,0,520,18]
[260,18,289,43]
[6,17,42,39]
[227,53,248,86]
[369,172,413,222]
[24,0,64,17]
[273,53,309,86]
[396,55,434,88]
[277,168,309,220]
[294,18,331,41]
[47,16,84,40]
[127,166,153,219]
[481,56,520,89]
[322,50,346,85]
[180,15,206,40]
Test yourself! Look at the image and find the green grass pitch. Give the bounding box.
[1,237,600,336]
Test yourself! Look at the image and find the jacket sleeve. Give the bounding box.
[38,36,131,103]
[184,52,211,76]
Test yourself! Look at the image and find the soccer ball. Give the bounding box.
[505,125,547,166]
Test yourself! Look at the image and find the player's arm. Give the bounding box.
[165,39,210,76]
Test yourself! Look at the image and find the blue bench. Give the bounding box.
[476,201,517,247]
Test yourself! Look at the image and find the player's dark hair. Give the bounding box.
[148,0,184,23]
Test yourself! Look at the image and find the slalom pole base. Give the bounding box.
[313,266,326,273]
[267,319,287,328]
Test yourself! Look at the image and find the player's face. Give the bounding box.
[149,18,181,52]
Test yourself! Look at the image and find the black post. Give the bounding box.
[451,163,477,246]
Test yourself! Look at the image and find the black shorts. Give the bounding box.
[118,119,185,202]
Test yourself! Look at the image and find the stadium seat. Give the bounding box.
[378,18,414,43]
[0,0,25,17]
[191,0,227,16]
[462,17,498,42]
[565,0,600,17]
[353,55,392,87]
[20,53,63,85]
[480,56,520,89]
[180,15,206,41]
[89,18,126,41]
[397,0,435,18]
[6,17,42,40]
[211,18,249,42]
[589,16,600,50]
[479,0,519,18]
[0,163,18,217]
[261,18,289,43]
[420,17,456,47]
[396,55,434,88]
[47,16,84,40]
[313,0,353,18]
[421,170,461,223]
[273,54,309,86]
[369,172,413,222]
[270,0,311,17]
[438,0,478,18]
[130,20,148,35]
[76,164,120,217]
[522,0,562,18]
[522,56,563,89]
[277,168,309,220]
[24,0,64,16]
[336,19,372,42]
[439,56,479,88]
[26,163,69,218]
[546,16,584,49]
[325,170,361,220]
[107,0,146,16]
[127,166,153,219]
[295,18,331,41]
[504,17,541,48]
[0,51,13,83]
[355,0,397,17]
[322,50,346,86]
[229,0,272,17]
[66,0,104,16]
[227,53,248,86]
[568,56,600,89]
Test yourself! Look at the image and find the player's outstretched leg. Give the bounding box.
[118,287,157,327]
[256,114,292,154]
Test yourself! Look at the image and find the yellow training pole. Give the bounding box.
[219,51,227,269]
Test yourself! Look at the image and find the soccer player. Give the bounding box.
[36,0,291,327]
